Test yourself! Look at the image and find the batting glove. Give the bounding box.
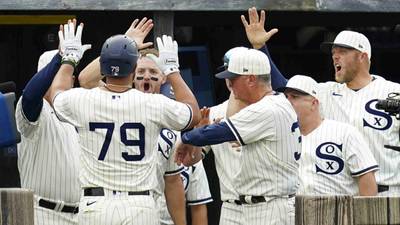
[58,20,91,67]
[156,35,179,76]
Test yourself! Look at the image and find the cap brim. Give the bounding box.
[276,86,310,96]
[215,70,240,79]
[216,64,227,73]
[320,42,356,54]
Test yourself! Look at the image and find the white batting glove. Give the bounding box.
[156,35,179,76]
[58,20,91,67]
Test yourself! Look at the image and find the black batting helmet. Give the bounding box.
[100,34,139,77]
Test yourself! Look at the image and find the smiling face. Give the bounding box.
[134,57,165,94]
[331,46,362,84]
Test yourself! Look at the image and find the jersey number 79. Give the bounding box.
[89,122,145,161]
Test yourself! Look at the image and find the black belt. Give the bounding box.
[378,184,389,193]
[226,194,295,205]
[38,199,78,214]
[84,187,150,196]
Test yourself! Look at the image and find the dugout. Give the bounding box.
[1,0,400,224]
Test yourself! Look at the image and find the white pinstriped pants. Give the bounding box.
[219,197,295,225]
[78,195,158,225]
[34,205,78,225]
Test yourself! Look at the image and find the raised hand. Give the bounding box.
[58,19,91,67]
[155,35,179,76]
[241,7,278,49]
[125,17,154,49]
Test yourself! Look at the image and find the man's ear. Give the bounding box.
[161,75,167,84]
[248,75,257,87]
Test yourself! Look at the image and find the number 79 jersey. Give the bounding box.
[53,87,193,192]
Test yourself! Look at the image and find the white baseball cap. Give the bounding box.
[215,47,271,79]
[277,75,319,99]
[37,49,59,72]
[320,30,371,59]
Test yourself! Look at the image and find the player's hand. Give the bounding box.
[156,35,180,76]
[174,139,202,166]
[241,7,278,49]
[195,107,211,128]
[125,17,154,50]
[58,19,91,67]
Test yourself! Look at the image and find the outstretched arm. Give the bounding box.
[241,7,287,89]
[21,53,62,121]
[79,18,153,89]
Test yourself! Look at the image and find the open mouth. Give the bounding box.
[144,83,150,92]
[335,64,342,72]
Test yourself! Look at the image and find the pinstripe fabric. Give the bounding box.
[317,75,400,194]
[226,94,301,197]
[221,94,300,225]
[220,196,295,225]
[297,119,378,195]
[78,195,158,225]
[206,100,241,202]
[16,97,80,225]
[53,87,192,192]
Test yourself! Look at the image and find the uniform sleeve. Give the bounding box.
[186,161,213,206]
[52,89,82,127]
[158,129,184,176]
[155,95,193,131]
[15,97,50,139]
[344,126,379,177]
[226,101,276,145]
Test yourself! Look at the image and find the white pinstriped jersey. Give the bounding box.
[53,87,192,192]
[154,128,183,198]
[159,160,213,225]
[205,100,241,201]
[297,119,379,195]
[16,98,80,203]
[226,93,301,196]
[154,128,184,225]
[317,75,400,186]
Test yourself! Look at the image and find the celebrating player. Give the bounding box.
[179,47,301,225]
[278,75,378,196]
[15,28,84,225]
[49,19,200,225]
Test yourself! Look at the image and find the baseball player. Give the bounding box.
[266,29,400,196]
[16,47,80,225]
[278,75,379,195]
[133,49,213,225]
[50,19,200,225]
[179,47,301,225]
[245,7,400,196]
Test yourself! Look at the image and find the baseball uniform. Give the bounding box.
[297,119,379,195]
[53,87,193,225]
[159,160,213,225]
[16,52,80,225]
[317,75,400,195]
[202,100,242,225]
[154,128,184,225]
[182,93,301,225]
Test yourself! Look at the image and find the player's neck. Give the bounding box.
[248,86,273,104]
[103,77,133,93]
[346,71,372,90]
[299,114,323,136]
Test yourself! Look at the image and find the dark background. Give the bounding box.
[1,10,400,224]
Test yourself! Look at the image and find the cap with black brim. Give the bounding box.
[215,70,241,79]
[320,42,357,54]
[276,86,311,96]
